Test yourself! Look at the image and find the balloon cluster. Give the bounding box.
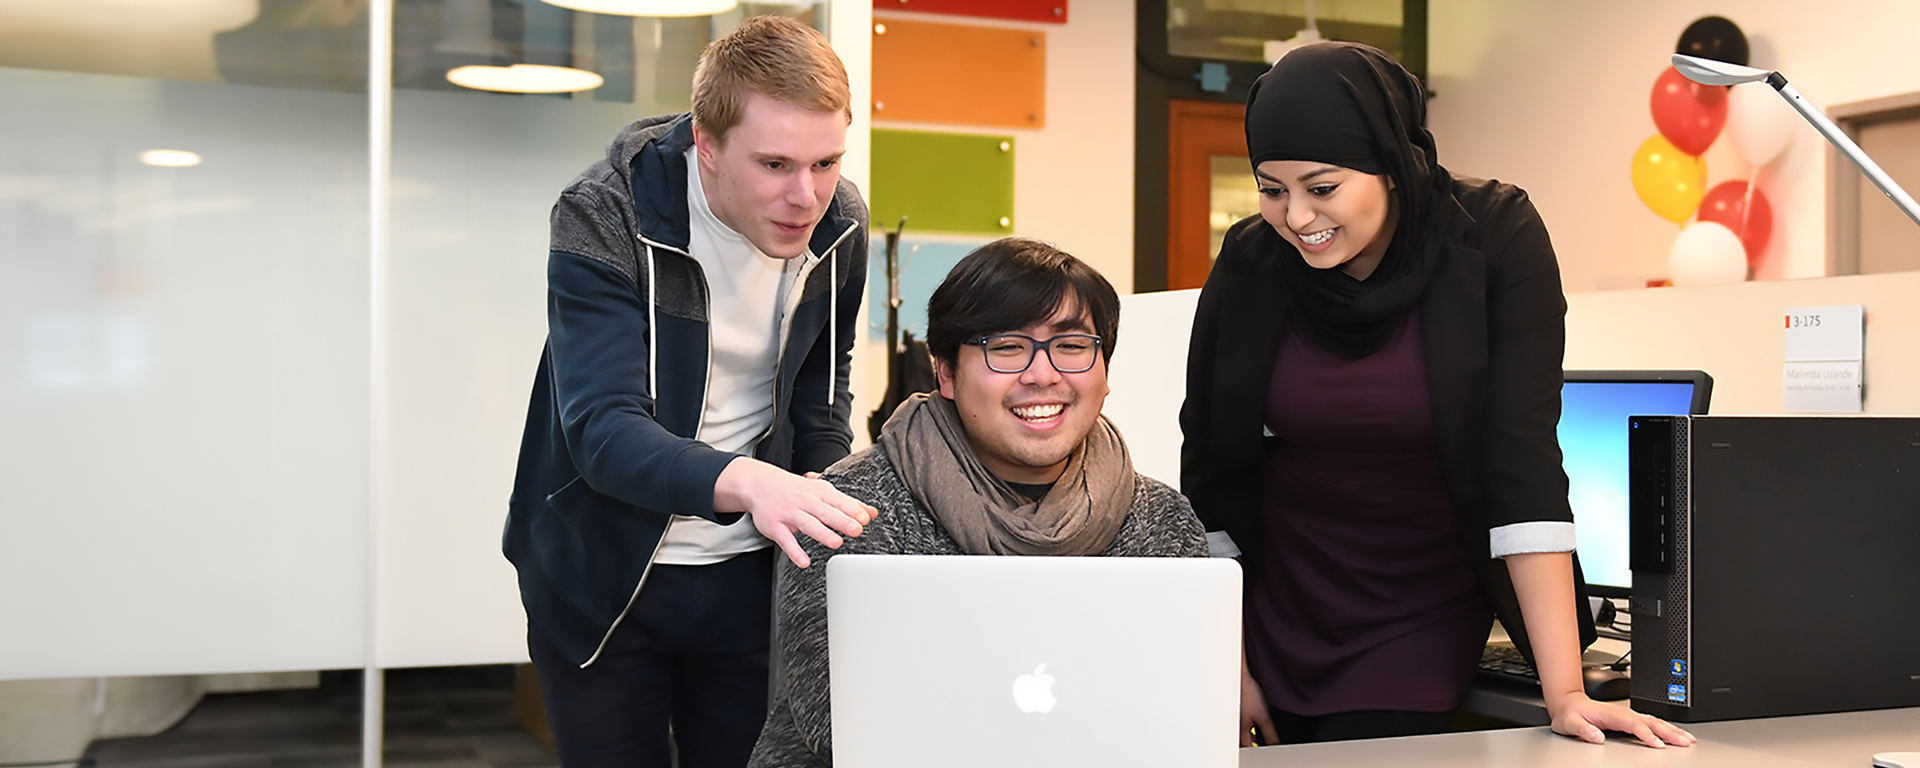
[1630,17,1797,286]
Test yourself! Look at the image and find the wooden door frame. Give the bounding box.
[1828,90,1920,276]
[1166,98,1249,291]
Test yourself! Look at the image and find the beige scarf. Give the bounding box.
[878,393,1134,556]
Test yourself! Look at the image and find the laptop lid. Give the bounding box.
[828,554,1241,768]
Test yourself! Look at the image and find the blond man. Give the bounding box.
[504,16,874,768]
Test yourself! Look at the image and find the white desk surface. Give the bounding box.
[1239,707,1920,768]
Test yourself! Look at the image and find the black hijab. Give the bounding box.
[1244,42,1469,358]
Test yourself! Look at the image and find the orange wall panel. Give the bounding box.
[872,18,1046,129]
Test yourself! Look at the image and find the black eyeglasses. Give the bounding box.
[963,333,1104,374]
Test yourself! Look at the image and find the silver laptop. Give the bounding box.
[827,554,1242,768]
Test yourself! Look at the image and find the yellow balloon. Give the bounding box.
[1631,134,1708,224]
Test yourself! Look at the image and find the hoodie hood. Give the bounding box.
[599,113,697,251]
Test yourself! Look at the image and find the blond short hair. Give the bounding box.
[692,15,852,145]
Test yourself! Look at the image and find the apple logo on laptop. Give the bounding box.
[1011,664,1058,713]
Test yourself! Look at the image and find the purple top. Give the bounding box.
[1245,312,1492,715]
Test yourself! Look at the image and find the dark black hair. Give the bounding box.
[924,237,1121,369]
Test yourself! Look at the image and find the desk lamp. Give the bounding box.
[1672,52,1920,229]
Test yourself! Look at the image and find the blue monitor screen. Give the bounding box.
[1560,381,1699,595]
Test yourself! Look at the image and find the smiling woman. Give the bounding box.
[1181,41,1695,750]
[1252,160,1397,279]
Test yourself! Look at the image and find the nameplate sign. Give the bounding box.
[1783,304,1863,413]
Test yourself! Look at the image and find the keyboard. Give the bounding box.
[1476,644,1539,685]
[1476,644,1635,701]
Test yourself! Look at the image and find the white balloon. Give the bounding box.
[1727,82,1796,167]
[1669,221,1749,286]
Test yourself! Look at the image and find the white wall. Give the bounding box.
[1109,272,1920,494]
[1564,272,1920,416]
[1104,289,1197,489]
[1427,0,1920,291]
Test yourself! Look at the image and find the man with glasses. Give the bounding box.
[746,237,1207,767]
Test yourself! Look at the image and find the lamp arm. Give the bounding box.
[1773,78,1920,228]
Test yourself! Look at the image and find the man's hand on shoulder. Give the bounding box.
[714,457,878,568]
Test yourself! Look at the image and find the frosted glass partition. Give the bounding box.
[379,90,652,667]
[0,0,868,688]
[0,67,371,680]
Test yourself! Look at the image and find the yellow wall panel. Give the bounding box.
[872,19,1046,129]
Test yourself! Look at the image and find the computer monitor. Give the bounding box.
[1561,370,1712,598]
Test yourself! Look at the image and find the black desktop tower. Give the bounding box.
[1628,415,1920,723]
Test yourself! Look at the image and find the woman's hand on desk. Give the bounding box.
[1547,692,1697,749]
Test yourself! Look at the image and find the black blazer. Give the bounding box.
[1178,174,1596,666]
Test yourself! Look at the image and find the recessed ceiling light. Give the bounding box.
[540,0,740,17]
[139,149,201,167]
[446,64,605,94]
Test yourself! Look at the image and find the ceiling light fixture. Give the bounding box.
[446,64,605,94]
[538,0,740,17]
[139,149,202,167]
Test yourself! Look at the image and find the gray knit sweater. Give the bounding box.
[746,447,1209,767]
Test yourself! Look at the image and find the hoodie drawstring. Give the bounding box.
[644,242,658,413]
[827,246,837,407]
[640,222,850,415]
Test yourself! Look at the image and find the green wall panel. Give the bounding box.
[871,129,1015,236]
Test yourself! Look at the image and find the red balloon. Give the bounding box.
[1650,66,1729,156]
[1696,180,1773,268]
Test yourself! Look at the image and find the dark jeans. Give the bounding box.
[529,548,776,768]
[1264,707,1457,745]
